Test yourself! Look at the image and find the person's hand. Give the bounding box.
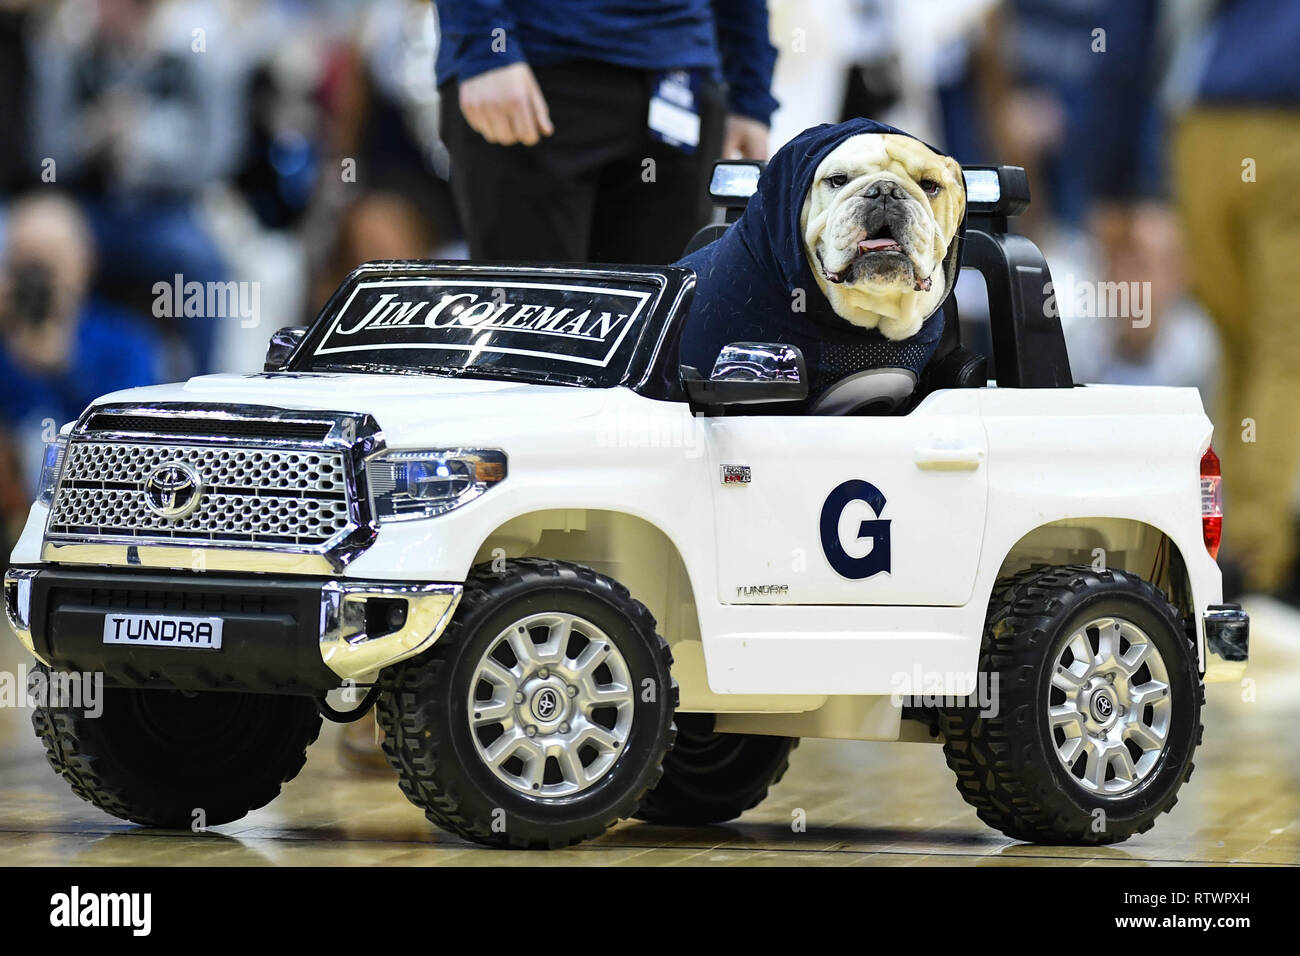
[458,62,554,146]
[721,114,769,160]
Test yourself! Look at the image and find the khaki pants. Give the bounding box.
[1173,109,1300,591]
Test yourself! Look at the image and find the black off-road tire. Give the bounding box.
[938,565,1202,845]
[635,713,797,824]
[33,670,322,828]
[376,559,677,849]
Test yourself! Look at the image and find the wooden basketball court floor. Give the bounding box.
[2,597,1296,867]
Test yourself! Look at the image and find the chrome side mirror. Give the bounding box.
[264,326,306,371]
[680,341,808,410]
[711,341,805,384]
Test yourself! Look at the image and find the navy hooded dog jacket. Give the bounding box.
[676,119,965,413]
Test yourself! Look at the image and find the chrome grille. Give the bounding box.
[48,441,352,546]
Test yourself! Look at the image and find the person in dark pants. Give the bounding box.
[434,0,778,264]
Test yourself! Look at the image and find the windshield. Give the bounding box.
[293,268,666,387]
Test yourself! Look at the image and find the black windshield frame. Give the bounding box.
[288,261,696,399]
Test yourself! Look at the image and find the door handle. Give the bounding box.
[914,447,984,471]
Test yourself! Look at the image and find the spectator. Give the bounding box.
[1060,1,1217,410]
[29,0,245,374]
[0,193,160,500]
[0,0,38,198]
[312,191,436,318]
[973,0,1101,234]
[434,0,778,263]
[1170,0,1300,596]
[1063,201,1218,401]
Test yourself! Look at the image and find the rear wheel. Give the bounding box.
[33,671,322,828]
[636,714,797,824]
[939,565,1202,845]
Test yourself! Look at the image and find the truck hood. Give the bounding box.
[87,372,608,440]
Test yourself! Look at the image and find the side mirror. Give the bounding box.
[680,342,808,410]
[264,326,306,371]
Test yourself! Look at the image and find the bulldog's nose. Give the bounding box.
[864,180,906,202]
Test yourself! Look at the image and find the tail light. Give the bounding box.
[1201,447,1223,559]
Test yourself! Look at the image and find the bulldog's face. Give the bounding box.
[801,133,965,340]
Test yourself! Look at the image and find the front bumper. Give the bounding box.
[1203,603,1249,683]
[4,566,460,694]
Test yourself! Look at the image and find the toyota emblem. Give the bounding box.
[143,463,203,519]
[531,688,559,721]
[1092,693,1114,720]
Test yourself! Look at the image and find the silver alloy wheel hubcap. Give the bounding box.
[1047,616,1173,795]
[467,611,635,797]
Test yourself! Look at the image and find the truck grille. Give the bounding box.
[84,413,335,442]
[47,442,353,547]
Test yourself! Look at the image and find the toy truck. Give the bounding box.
[5,164,1248,848]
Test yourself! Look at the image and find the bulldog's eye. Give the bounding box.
[920,178,943,197]
[825,173,850,189]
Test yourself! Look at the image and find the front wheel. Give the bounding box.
[33,672,322,828]
[939,565,1202,845]
[377,559,677,849]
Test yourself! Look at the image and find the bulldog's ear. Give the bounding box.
[942,155,967,217]
[936,156,966,305]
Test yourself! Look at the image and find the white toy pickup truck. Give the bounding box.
[5,165,1248,849]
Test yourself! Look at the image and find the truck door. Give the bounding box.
[707,390,989,605]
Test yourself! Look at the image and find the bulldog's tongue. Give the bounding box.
[859,237,901,252]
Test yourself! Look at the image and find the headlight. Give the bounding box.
[37,433,69,507]
[367,449,507,522]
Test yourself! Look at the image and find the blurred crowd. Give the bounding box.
[0,0,460,513]
[0,0,1297,598]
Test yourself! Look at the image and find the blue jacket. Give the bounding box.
[1197,0,1300,105]
[1,298,160,496]
[677,119,965,412]
[433,0,779,125]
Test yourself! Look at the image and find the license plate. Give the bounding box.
[102,613,224,650]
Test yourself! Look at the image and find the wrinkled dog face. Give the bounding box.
[801,133,965,341]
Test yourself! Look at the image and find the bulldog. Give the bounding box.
[677,118,968,414]
[802,133,966,342]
